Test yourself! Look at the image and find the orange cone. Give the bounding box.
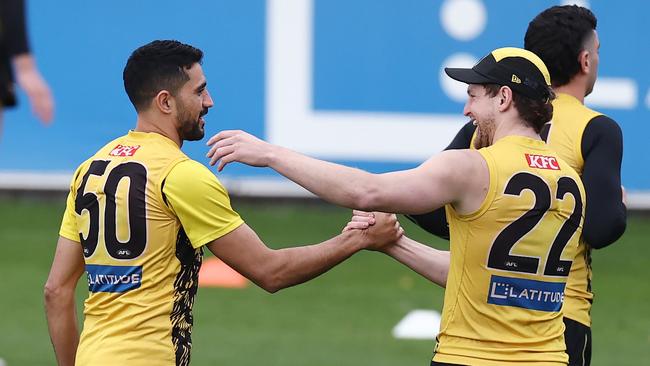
[198,257,248,288]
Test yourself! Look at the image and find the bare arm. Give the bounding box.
[384,236,450,287]
[206,213,402,293]
[44,236,84,366]
[207,130,486,215]
[13,53,54,123]
[1,0,54,122]
[345,211,450,287]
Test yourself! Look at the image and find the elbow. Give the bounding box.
[257,275,283,294]
[353,184,383,211]
[44,282,65,310]
[251,265,286,294]
[584,216,627,249]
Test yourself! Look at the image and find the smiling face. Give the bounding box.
[463,84,499,149]
[175,63,214,141]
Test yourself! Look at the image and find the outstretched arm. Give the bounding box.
[405,120,476,238]
[345,211,450,287]
[45,236,84,366]
[206,130,484,215]
[206,213,403,293]
[385,236,450,287]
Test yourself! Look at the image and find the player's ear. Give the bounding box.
[578,50,590,74]
[497,86,513,111]
[154,90,174,115]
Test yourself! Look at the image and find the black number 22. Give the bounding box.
[487,172,583,277]
[75,160,148,259]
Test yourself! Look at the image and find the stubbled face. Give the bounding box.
[463,84,497,149]
[175,63,214,141]
[584,30,600,97]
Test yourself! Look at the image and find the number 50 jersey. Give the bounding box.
[59,131,244,366]
[433,136,585,366]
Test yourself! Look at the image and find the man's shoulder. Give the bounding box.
[166,159,223,190]
[553,95,603,126]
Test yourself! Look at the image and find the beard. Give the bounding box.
[178,105,207,142]
[585,75,596,97]
[472,117,495,149]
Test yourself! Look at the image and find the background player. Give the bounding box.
[406,6,626,365]
[207,47,586,365]
[0,0,54,133]
[43,40,402,366]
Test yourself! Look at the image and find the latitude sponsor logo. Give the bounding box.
[86,264,142,293]
[487,275,566,312]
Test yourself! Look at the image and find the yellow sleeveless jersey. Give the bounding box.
[433,136,585,366]
[59,131,244,366]
[545,93,601,327]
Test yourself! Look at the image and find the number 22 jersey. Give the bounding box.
[59,131,244,366]
[433,136,586,366]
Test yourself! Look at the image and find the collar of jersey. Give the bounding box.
[496,134,546,148]
[127,130,179,148]
[555,92,582,105]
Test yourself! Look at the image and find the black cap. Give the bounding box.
[445,47,552,100]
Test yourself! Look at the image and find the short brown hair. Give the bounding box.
[483,84,555,133]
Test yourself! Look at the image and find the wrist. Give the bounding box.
[265,144,281,167]
[382,235,406,255]
[342,229,368,252]
[12,53,36,73]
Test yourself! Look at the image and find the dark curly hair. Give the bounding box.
[484,84,555,134]
[524,5,597,87]
[123,40,203,111]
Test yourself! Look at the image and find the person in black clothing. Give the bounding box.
[405,5,626,366]
[0,0,53,133]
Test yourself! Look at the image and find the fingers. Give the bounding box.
[32,88,54,124]
[206,135,236,160]
[350,215,375,225]
[26,84,54,124]
[342,221,371,232]
[206,130,240,146]
[373,212,397,225]
[395,221,404,239]
[352,210,373,217]
[209,144,236,167]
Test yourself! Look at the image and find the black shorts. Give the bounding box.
[430,362,465,366]
[0,45,17,108]
[564,317,592,366]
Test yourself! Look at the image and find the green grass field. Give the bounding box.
[0,197,648,365]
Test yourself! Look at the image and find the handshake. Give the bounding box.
[342,210,404,252]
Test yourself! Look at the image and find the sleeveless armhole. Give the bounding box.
[451,149,497,221]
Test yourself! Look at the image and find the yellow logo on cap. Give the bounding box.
[512,74,522,84]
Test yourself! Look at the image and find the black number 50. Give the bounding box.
[75,160,147,260]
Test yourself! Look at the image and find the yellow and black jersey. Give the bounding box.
[59,131,244,366]
[433,136,585,366]
[544,93,598,327]
[411,102,625,330]
[544,93,626,326]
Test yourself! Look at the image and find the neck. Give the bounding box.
[134,113,182,147]
[553,79,587,104]
[492,115,540,144]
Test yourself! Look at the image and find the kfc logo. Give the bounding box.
[525,154,560,170]
[109,144,141,157]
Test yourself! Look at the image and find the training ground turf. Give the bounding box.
[0,197,648,365]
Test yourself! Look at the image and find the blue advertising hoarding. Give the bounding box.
[1,0,648,204]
